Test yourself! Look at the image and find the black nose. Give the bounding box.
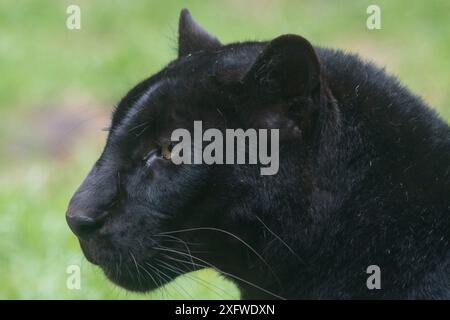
[66,209,108,239]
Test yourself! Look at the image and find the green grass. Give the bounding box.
[0,0,449,299]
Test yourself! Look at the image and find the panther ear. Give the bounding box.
[241,34,321,99]
[178,9,222,57]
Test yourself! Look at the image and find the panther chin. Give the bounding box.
[79,239,177,292]
[102,265,160,293]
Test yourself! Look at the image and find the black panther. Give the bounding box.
[66,9,450,299]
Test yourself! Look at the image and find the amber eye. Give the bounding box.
[161,143,173,160]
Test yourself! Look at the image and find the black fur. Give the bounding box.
[67,10,450,299]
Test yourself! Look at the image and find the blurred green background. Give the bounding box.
[0,0,449,299]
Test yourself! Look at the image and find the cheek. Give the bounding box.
[118,164,212,231]
[104,206,160,243]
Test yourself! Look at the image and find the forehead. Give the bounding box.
[109,43,264,140]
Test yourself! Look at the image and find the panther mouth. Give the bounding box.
[102,253,185,292]
[79,240,99,265]
[79,237,193,292]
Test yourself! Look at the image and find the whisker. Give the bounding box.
[154,234,197,269]
[129,251,144,291]
[153,234,203,246]
[145,261,191,299]
[158,227,282,288]
[254,215,309,270]
[152,246,285,300]
[156,257,235,299]
[145,262,170,299]
[155,259,221,299]
[134,260,160,294]
[153,262,194,299]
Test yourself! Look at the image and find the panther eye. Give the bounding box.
[161,143,174,160]
[142,143,174,165]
